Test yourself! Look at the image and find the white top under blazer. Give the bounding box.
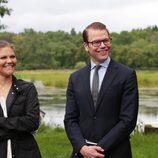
[0,97,12,158]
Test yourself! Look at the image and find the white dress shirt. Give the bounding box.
[90,57,111,92]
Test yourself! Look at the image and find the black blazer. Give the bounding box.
[64,59,139,158]
[0,76,41,158]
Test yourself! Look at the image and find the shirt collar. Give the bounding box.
[91,57,111,70]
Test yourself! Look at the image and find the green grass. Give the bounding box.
[36,124,71,158]
[15,69,158,88]
[131,133,158,158]
[35,125,158,158]
[15,69,73,88]
[136,70,158,87]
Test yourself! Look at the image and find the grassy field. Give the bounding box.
[36,125,158,158]
[136,70,158,87]
[15,69,158,88]
[131,132,158,158]
[15,69,73,88]
[36,124,72,158]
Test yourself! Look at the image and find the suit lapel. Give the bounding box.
[96,60,118,111]
[83,64,96,113]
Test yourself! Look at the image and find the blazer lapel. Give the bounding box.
[6,76,22,115]
[96,60,118,111]
[6,86,17,114]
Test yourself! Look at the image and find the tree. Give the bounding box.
[0,0,12,29]
[70,28,76,36]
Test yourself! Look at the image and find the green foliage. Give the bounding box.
[0,26,158,69]
[0,0,12,29]
[111,26,158,69]
[74,61,86,69]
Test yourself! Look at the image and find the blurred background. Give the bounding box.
[0,0,158,157]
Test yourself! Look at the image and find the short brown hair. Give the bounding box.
[0,40,15,50]
[82,22,110,43]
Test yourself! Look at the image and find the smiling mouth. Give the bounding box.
[98,49,109,53]
[4,64,15,68]
[4,64,14,66]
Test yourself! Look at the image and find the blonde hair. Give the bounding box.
[0,40,15,50]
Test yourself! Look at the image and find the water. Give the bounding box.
[138,88,158,127]
[37,86,66,127]
[36,84,158,128]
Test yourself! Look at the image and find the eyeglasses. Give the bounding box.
[87,38,111,47]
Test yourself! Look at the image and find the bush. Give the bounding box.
[74,61,86,69]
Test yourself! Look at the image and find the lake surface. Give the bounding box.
[36,84,158,128]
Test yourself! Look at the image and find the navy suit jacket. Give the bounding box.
[64,59,139,158]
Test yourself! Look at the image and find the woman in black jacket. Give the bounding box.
[0,40,41,158]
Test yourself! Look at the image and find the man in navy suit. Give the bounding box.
[64,22,139,158]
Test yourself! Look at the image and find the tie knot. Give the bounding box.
[95,65,101,71]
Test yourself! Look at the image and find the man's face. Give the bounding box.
[84,29,111,64]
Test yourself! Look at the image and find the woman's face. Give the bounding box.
[0,46,17,77]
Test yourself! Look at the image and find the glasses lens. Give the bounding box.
[103,39,110,45]
[88,39,111,47]
[92,41,100,47]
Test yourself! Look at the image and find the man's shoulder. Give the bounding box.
[71,65,90,77]
[111,59,135,72]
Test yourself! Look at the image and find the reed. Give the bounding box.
[15,69,158,88]
[136,70,158,87]
[15,69,73,88]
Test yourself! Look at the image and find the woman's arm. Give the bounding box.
[0,84,40,133]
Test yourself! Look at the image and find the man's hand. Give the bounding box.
[80,145,105,158]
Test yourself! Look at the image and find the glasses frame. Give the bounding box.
[87,38,112,47]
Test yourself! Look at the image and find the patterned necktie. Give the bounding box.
[92,65,101,108]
